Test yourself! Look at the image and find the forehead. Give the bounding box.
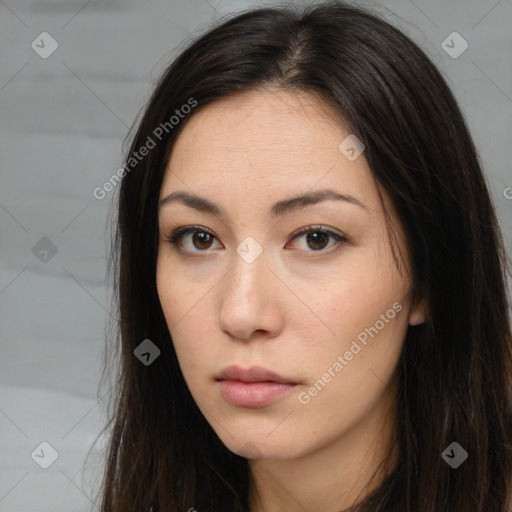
[161,88,376,213]
[169,88,348,158]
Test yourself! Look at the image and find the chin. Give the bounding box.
[222,434,304,460]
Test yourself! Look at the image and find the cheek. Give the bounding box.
[302,262,405,348]
[156,252,205,328]
[156,260,219,381]
[296,250,408,392]
[157,252,257,396]
[294,296,406,439]
[304,289,406,383]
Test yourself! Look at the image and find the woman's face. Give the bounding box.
[156,88,424,460]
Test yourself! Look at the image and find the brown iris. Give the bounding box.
[192,231,214,250]
[305,231,329,251]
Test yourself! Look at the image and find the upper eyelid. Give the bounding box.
[166,224,345,239]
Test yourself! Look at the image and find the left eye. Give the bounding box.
[291,226,348,252]
[164,225,349,254]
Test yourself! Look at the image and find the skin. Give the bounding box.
[156,87,426,512]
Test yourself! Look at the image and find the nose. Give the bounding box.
[218,248,284,342]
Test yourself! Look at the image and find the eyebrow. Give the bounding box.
[158,188,367,218]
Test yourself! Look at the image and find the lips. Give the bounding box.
[215,365,297,384]
[215,365,299,408]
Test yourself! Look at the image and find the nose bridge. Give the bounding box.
[220,240,274,330]
[229,237,268,296]
[217,237,281,340]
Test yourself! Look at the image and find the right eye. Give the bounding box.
[164,226,222,254]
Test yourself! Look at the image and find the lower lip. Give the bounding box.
[218,380,297,408]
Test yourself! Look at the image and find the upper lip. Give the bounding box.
[216,365,297,384]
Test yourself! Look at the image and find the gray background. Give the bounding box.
[1,0,511,510]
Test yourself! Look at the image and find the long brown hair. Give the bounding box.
[91,2,512,510]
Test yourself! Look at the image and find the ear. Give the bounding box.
[408,297,427,326]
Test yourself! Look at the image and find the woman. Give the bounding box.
[94,1,512,510]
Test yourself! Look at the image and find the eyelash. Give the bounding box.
[164,225,350,256]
